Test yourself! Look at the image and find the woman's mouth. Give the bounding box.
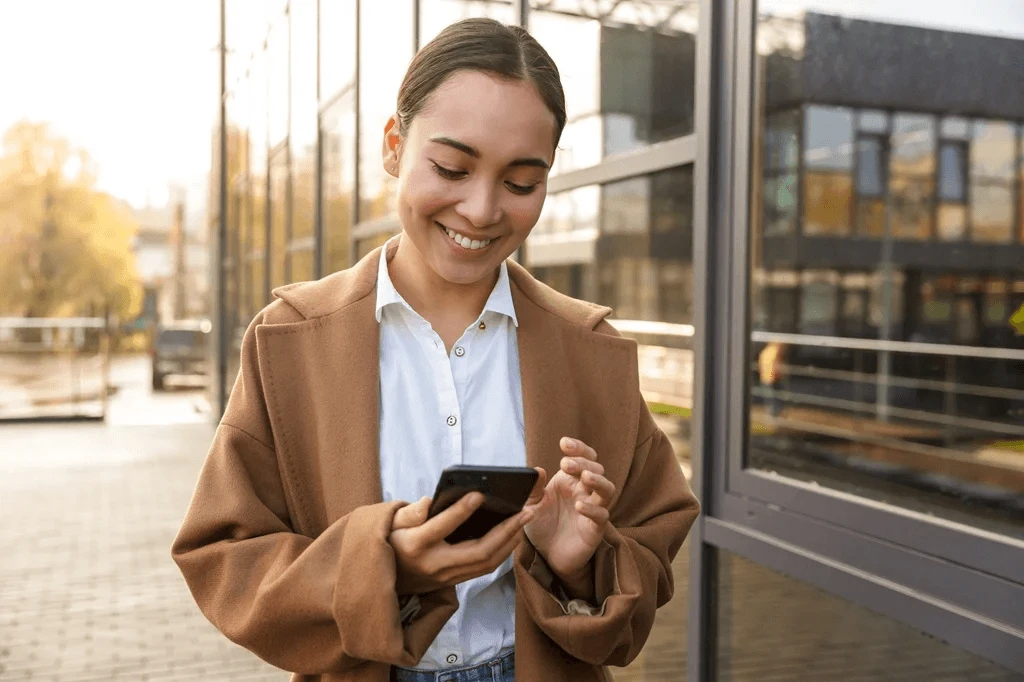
[437,222,493,251]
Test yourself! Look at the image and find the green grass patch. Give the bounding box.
[992,440,1024,452]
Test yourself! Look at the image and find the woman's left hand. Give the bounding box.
[523,437,616,595]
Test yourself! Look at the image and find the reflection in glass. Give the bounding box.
[291,0,318,242]
[716,550,1020,681]
[289,248,315,284]
[358,0,413,222]
[419,0,514,48]
[319,0,355,98]
[750,3,1024,537]
[889,114,935,240]
[529,1,697,175]
[269,150,289,290]
[267,15,289,145]
[970,121,1015,243]
[323,94,356,274]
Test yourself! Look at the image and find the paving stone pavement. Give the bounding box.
[0,421,286,681]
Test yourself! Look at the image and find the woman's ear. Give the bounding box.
[382,114,402,178]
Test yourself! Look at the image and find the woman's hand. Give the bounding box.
[388,493,533,596]
[523,438,616,597]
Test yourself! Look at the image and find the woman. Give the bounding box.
[172,17,699,682]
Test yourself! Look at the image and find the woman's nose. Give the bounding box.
[456,181,502,228]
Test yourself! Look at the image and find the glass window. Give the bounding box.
[716,550,1020,681]
[322,93,356,274]
[358,0,413,222]
[969,120,1016,243]
[267,14,290,145]
[530,1,697,174]
[269,148,289,290]
[419,0,515,48]
[803,106,854,236]
[290,0,318,242]
[855,136,885,198]
[938,142,967,202]
[319,0,356,99]
[889,113,936,240]
[750,2,1024,539]
[289,248,315,284]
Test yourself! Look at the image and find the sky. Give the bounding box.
[0,0,219,213]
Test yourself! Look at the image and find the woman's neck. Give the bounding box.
[387,237,498,327]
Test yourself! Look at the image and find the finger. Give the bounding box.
[580,470,615,505]
[560,456,605,477]
[418,492,484,543]
[443,527,524,584]
[574,500,610,525]
[560,437,598,461]
[449,506,533,566]
[392,497,431,530]
[525,467,547,505]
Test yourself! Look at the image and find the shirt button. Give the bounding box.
[446,653,459,665]
[454,346,465,357]
[446,415,457,427]
[478,321,486,330]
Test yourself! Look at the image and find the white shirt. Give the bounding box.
[375,242,526,670]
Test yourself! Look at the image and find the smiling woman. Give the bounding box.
[173,16,699,682]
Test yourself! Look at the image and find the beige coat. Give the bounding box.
[171,240,700,681]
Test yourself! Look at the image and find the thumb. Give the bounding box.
[525,467,548,506]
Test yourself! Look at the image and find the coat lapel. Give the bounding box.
[256,255,383,535]
[511,274,640,504]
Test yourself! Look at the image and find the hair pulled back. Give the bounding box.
[396,18,566,146]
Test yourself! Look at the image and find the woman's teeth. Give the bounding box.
[445,226,491,251]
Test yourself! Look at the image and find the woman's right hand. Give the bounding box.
[388,493,533,596]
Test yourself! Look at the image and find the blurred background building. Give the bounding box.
[205,1,1024,679]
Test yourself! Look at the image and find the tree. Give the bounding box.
[0,121,142,321]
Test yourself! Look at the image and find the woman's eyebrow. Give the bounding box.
[429,136,550,169]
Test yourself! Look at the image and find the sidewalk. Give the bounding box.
[0,421,283,681]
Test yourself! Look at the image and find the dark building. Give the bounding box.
[210,2,1024,679]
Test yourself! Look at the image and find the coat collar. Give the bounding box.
[258,238,637,527]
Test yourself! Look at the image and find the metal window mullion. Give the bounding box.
[351,0,361,267]
[688,0,731,678]
[548,135,696,194]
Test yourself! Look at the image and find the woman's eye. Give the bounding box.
[506,181,537,196]
[431,162,466,180]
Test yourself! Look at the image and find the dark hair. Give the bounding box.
[396,18,566,146]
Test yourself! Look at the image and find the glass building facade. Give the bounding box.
[210,1,1024,678]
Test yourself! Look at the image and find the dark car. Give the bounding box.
[151,320,211,391]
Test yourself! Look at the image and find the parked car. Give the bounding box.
[151,320,211,391]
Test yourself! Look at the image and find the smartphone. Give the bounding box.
[426,465,539,544]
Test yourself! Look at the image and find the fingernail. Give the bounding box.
[562,437,577,452]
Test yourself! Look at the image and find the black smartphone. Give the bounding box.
[426,465,539,544]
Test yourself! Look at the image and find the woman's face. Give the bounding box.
[383,70,557,286]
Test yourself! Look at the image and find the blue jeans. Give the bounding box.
[391,649,515,682]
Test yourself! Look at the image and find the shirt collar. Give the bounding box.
[374,236,519,327]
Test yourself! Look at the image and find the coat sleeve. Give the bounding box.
[170,309,459,675]
[513,379,700,666]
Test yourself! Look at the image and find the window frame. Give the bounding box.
[689,0,1024,673]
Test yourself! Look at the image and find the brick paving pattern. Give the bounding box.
[0,422,284,681]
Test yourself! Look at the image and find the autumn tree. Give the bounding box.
[0,121,142,321]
